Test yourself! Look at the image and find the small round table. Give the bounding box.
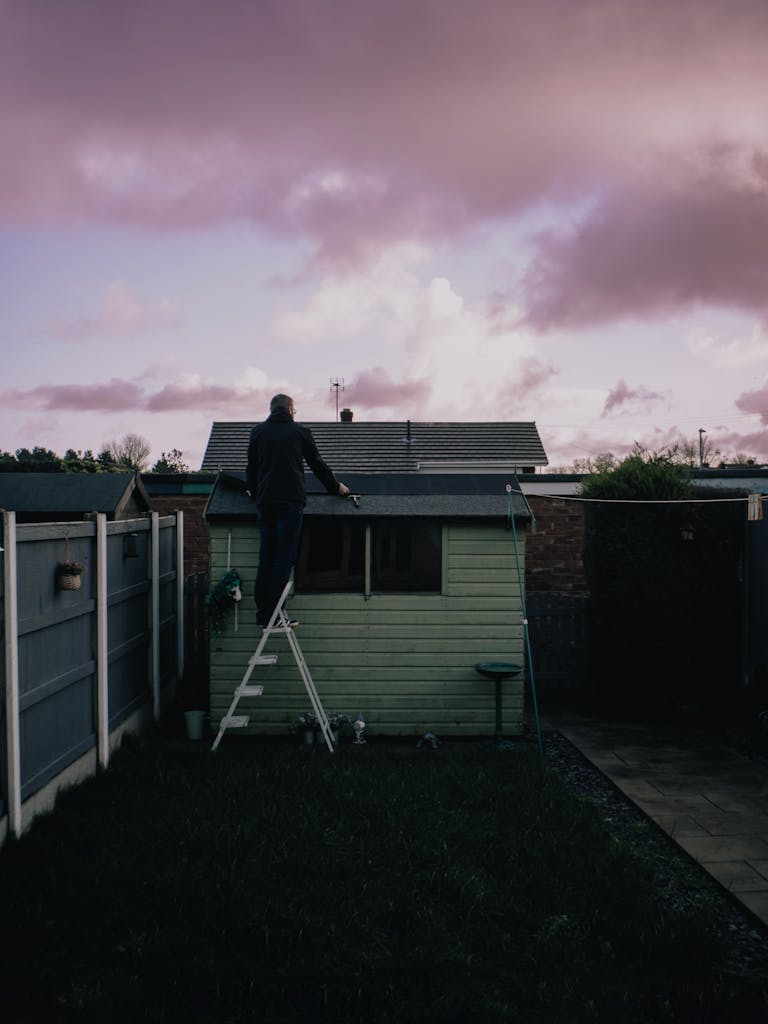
[475,662,523,745]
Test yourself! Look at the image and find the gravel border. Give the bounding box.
[543,729,768,980]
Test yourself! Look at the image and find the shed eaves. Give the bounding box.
[205,471,531,521]
[200,421,548,474]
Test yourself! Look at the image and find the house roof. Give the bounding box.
[200,420,548,474]
[0,472,149,515]
[205,472,532,522]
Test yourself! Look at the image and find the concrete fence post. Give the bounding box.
[151,512,160,720]
[96,513,109,769]
[3,511,21,838]
[176,510,185,685]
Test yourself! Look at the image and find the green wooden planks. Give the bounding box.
[209,521,526,736]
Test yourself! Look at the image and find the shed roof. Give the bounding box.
[0,472,149,515]
[205,471,531,522]
[201,420,548,474]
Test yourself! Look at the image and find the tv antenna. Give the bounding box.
[330,377,345,420]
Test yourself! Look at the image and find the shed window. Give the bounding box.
[295,520,365,592]
[295,518,443,593]
[372,520,442,592]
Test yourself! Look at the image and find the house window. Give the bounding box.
[295,519,365,592]
[372,520,442,592]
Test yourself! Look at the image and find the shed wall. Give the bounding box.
[209,521,526,737]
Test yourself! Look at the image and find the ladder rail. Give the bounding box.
[211,578,334,752]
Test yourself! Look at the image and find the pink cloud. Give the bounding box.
[602,379,666,416]
[145,383,246,413]
[735,382,768,424]
[497,359,559,411]
[522,165,768,329]
[342,367,432,411]
[3,380,145,412]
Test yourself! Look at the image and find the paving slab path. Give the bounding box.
[548,715,768,927]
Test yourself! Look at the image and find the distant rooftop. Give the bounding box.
[201,420,548,474]
[0,472,149,519]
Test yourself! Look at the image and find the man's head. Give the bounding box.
[270,394,295,416]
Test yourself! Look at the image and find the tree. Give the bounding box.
[62,448,103,473]
[151,448,190,473]
[107,434,151,471]
[580,446,692,501]
[12,446,62,472]
[551,452,619,474]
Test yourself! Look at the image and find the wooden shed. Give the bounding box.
[0,472,150,523]
[204,471,533,739]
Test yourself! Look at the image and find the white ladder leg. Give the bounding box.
[211,577,334,753]
[284,625,334,752]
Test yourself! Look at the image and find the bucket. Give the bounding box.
[184,710,206,741]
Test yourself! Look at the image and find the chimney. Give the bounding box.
[340,408,354,422]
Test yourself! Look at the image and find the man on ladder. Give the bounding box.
[212,394,351,753]
[246,393,349,627]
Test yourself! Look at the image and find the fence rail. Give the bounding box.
[1,510,183,841]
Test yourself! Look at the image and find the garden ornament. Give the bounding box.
[353,713,366,744]
[416,732,441,750]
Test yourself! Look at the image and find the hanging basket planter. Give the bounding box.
[56,560,86,592]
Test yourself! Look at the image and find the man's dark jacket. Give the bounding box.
[246,408,340,507]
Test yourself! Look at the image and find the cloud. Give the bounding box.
[48,282,180,341]
[3,379,145,412]
[5,0,768,287]
[687,325,768,369]
[602,379,666,416]
[342,367,432,413]
[735,381,768,425]
[522,165,768,329]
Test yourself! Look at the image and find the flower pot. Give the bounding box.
[184,710,206,741]
[57,573,81,591]
[302,729,316,745]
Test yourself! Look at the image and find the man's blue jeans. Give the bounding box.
[254,502,304,625]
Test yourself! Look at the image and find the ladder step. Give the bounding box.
[248,654,278,667]
[221,715,250,728]
[235,685,264,697]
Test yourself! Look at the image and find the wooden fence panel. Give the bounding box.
[1,512,181,838]
[0,545,6,818]
[15,524,96,800]
[106,522,152,728]
[527,592,590,697]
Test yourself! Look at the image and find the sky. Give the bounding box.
[2,0,768,471]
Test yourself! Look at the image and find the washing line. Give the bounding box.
[520,492,766,506]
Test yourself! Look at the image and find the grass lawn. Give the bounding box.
[1,736,766,1023]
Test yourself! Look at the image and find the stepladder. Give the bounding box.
[211,578,335,753]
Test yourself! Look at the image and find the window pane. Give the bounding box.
[372,521,441,592]
[295,519,365,592]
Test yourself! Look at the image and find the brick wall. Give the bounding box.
[149,494,210,576]
[525,496,588,595]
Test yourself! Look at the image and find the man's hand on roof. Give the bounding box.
[337,482,350,497]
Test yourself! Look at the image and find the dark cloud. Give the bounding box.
[5,0,768,299]
[344,367,432,410]
[735,381,768,425]
[522,168,768,329]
